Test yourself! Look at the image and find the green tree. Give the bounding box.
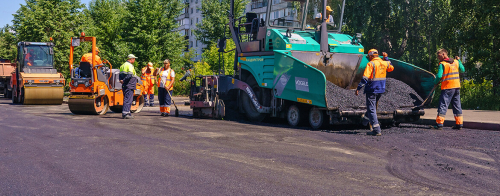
[343,0,452,71]
[121,0,188,71]
[449,0,500,95]
[0,25,17,61]
[195,0,248,47]
[84,0,129,66]
[12,0,86,76]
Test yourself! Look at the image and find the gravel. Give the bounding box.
[326,78,423,111]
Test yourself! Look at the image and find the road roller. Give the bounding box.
[68,34,144,115]
[11,42,65,104]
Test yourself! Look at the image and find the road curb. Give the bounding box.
[417,119,500,131]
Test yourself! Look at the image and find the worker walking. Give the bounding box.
[432,49,465,130]
[355,49,394,136]
[156,59,175,117]
[119,54,138,119]
[141,62,155,107]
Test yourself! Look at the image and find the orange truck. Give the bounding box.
[0,59,15,98]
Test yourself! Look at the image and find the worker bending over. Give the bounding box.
[432,49,465,130]
[141,62,156,107]
[119,54,138,119]
[81,47,103,65]
[156,59,175,117]
[355,49,394,136]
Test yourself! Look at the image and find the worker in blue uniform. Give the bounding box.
[355,49,394,136]
[119,54,138,119]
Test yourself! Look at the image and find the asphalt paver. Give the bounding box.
[0,98,499,195]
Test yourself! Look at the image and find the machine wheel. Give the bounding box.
[308,107,325,130]
[68,95,109,115]
[94,96,109,115]
[240,75,267,122]
[131,95,144,113]
[11,85,18,103]
[20,88,25,104]
[287,105,302,127]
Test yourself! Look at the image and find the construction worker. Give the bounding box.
[119,54,138,119]
[80,47,103,65]
[355,49,394,136]
[432,49,465,130]
[156,59,175,117]
[315,6,334,24]
[141,62,156,107]
[25,49,35,66]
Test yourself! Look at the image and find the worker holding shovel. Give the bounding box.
[155,59,175,117]
[432,49,465,130]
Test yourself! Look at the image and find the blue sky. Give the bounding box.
[1,0,93,27]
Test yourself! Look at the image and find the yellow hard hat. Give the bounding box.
[148,62,153,67]
[95,47,100,53]
[368,49,378,56]
[326,6,333,12]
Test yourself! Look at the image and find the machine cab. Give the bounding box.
[17,42,56,73]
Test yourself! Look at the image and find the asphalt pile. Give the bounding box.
[326,78,423,111]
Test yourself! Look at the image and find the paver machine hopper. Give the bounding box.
[68,34,144,115]
[11,42,65,104]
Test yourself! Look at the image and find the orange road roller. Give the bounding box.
[68,33,144,115]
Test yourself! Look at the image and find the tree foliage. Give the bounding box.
[0,25,17,60]
[122,0,188,70]
[12,0,86,76]
[195,0,248,47]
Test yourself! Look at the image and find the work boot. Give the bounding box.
[123,115,134,119]
[160,113,165,116]
[150,103,154,107]
[452,125,463,130]
[431,124,443,130]
[164,113,169,117]
[367,131,381,136]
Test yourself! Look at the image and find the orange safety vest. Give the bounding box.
[440,60,460,90]
[141,66,155,85]
[80,53,103,65]
[158,67,173,91]
[25,53,34,66]
[364,58,394,81]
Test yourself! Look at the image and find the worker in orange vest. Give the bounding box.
[355,49,394,136]
[432,48,465,130]
[25,49,36,66]
[155,59,175,116]
[80,47,103,65]
[141,62,156,107]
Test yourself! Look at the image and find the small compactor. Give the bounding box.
[67,34,144,115]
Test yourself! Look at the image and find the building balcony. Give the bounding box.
[251,1,268,9]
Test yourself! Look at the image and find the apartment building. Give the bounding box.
[177,0,205,62]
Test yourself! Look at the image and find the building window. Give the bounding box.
[190,41,193,47]
[196,18,198,23]
[191,8,193,14]
[196,7,199,13]
[191,19,193,25]
[196,40,198,47]
[195,0,198,3]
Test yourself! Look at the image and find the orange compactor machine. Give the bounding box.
[68,34,144,115]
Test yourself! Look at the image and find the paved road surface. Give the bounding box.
[0,98,499,195]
